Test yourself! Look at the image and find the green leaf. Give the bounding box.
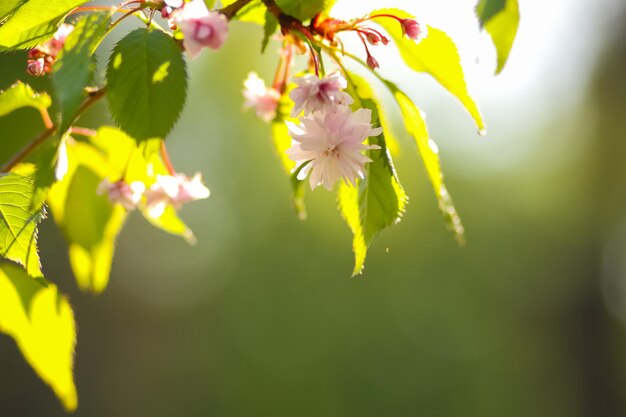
[0,81,51,118]
[475,0,506,27]
[0,173,44,278]
[339,73,407,275]
[476,0,519,74]
[275,0,333,21]
[106,28,188,141]
[373,8,486,133]
[221,0,266,24]
[261,10,278,52]
[0,263,77,411]
[385,81,465,242]
[53,11,112,133]
[0,0,88,51]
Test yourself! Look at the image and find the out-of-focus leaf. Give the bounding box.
[0,173,44,278]
[106,28,188,141]
[0,81,51,118]
[275,0,333,21]
[373,8,486,133]
[385,81,464,242]
[476,0,519,74]
[221,0,266,24]
[48,139,127,293]
[261,10,278,52]
[0,0,88,51]
[475,0,506,26]
[53,11,112,133]
[338,73,407,275]
[0,263,77,411]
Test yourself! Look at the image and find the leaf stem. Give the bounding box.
[160,141,176,175]
[39,108,54,129]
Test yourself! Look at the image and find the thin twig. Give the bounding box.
[1,127,56,173]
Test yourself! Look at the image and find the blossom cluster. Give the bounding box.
[97,172,210,216]
[27,24,74,76]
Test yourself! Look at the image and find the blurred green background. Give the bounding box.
[2,0,626,416]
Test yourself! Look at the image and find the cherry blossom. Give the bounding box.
[97,179,145,211]
[176,0,229,59]
[145,173,210,218]
[286,107,382,191]
[289,72,354,117]
[242,72,281,122]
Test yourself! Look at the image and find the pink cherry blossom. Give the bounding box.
[97,179,145,211]
[242,72,281,122]
[145,172,210,218]
[289,72,354,117]
[176,0,229,59]
[41,23,74,57]
[286,107,382,191]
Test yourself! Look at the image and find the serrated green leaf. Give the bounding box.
[106,28,188,141]
[0,263,77,411]
[385,81,464,242]
[475,0,506,27]
[261,10,278,52]
[0,81,51,118]
[477,0,519,74]
[373,8,486,133]
[339,73,407,275]
[0,0,88,51]
[53,11,112,133]
[0,173,44,278]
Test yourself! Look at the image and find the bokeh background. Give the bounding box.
[2,0,626,415]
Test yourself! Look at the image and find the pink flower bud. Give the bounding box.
[365,32,380,45]
[26,58,46,76]
[401,19,425,42]
[380,35,390,45]
[366,55,379,70]
[177,0,229,59]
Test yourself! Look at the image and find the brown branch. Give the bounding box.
[220,0,255,20]
[1,88,107,173]
[1,127,56,173]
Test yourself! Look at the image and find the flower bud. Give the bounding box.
[365,32,381,45]
[366,55,379,70]
[26,58,46,76]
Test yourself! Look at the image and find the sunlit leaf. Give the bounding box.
[0,81,51,118]
[0,173,44,278]
[372,8,486,133]
[221,0,266,24]
[106,28,188,141]
[476,0,520,74]
[53,11,112,133]
[339,73,407,275]
[0,0,88,51]
[0,263,77,411]
[385,81,464,242]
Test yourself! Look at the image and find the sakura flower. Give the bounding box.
[242,72,281,122]
[145,172,210,218]
[289,72,354,117]
[401,19,427,42]
[286,107,382,191]
[97,179,145,211]
[176,0,229,59]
